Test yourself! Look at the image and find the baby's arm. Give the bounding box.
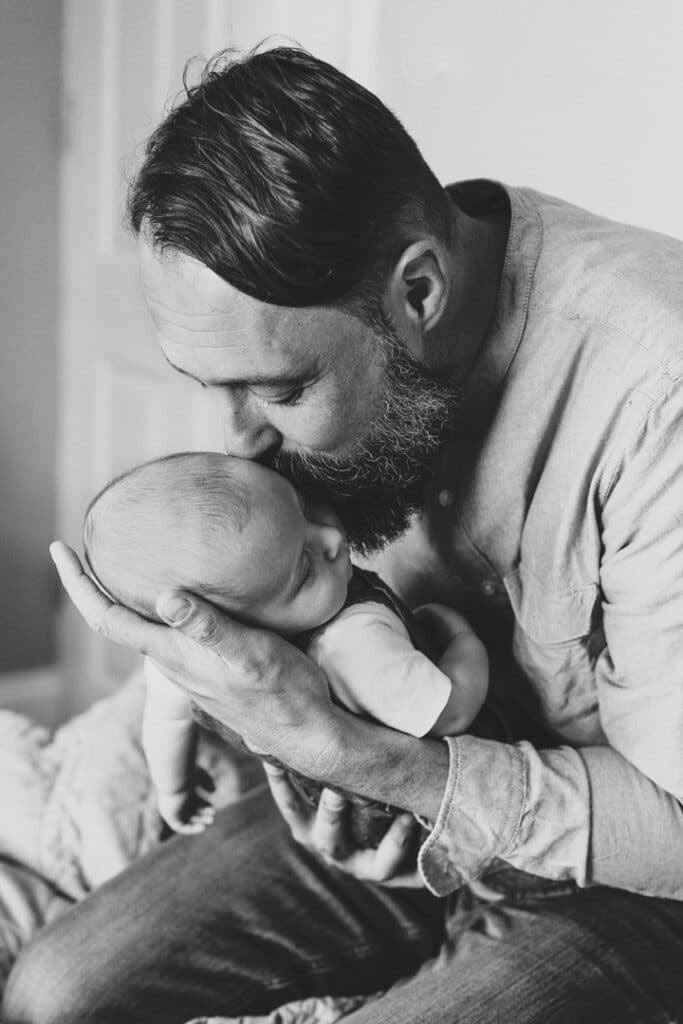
[427,609,489,736]
[309,603,488,739]
[142,658,216,834]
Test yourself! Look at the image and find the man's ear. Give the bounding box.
[385,241,450,358]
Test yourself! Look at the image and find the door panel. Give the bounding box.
[58,0,381,712]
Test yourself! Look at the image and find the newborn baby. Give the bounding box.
[83,452,488,843]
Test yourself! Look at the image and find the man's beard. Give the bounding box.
[274,309,461,555]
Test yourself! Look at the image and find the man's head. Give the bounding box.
[130,46,452,310]
[130,46,460,553]
[84,452,353,635]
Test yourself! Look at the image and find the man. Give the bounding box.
[5,45,683,1023]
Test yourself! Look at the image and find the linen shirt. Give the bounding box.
[371,180,683,899]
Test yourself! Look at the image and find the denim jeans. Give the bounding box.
[3,785,683,1024]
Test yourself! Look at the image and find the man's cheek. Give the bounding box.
[284,402,367,454]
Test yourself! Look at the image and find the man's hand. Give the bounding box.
[50,542,344,778]
[263,763,425,887]
[257,602,477,887]
[51,543,451,887]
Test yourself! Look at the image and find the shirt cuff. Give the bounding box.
[417,736,592,896]
[417,735,527,896]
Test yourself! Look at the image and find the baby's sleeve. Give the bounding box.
[309,604,452,738]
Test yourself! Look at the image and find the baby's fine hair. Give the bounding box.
[83,451,250,619]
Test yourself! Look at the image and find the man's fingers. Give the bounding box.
[264,763,312,841]
[50,542,172,660]
[156,589,275,670]
[311,789,348,859]
[50,541,110,625]
[370,813,417,882]
[265,769,349,858]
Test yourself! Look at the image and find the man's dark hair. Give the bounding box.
[128,45,451,309]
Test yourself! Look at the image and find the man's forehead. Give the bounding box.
[140,240,274,342]
[139,239,335,354]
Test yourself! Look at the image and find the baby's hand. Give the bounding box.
[157,788,216,835]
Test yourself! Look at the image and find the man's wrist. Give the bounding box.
[318,709,450,821]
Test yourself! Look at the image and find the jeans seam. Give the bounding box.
[299,923,427,974]
[263,929,428,990]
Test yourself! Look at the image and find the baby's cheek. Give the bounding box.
[321,574,348,623]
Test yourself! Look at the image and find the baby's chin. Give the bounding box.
[292,579,351,635]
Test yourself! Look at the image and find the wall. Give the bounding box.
[374,0,683,240]
[0,0,62,670]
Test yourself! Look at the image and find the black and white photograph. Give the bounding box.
[1,1,683,1020]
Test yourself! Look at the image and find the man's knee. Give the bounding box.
[2,933,95,1024]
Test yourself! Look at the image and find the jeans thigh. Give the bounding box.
[343,869,683,1024]
[1,785,445,1024]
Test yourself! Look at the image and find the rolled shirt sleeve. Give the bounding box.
[419,384,683,899]
[418,736,591,896]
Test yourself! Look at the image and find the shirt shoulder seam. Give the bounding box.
[528,302,682,387]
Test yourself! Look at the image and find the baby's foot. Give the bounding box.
[158,790,217,834]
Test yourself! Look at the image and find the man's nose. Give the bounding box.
[214,388,282,460]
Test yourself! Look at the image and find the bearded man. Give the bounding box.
[5,46,683,1024]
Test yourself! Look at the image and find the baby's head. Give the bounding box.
[83,452,352,635]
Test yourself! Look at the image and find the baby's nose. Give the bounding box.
[320,525,347,561]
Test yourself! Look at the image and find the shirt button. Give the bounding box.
[438,489,454,507]
[480,579,497,597]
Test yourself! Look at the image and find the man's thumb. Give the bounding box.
[158,592,193,624]
[156,591,224,648]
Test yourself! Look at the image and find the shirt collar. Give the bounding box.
[424,181,543,506]
[446,179,544,418]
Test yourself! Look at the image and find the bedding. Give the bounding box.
[0,670,376,1023]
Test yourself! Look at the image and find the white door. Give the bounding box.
[57,0,381,715]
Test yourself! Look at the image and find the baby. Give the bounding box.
[83,452,489,843]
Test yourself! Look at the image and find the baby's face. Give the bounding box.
[195,460,352,635]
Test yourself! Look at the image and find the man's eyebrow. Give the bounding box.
[161,351,317,388]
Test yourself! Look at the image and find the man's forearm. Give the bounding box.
[317,710,449,822]
[303,707,683,900]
